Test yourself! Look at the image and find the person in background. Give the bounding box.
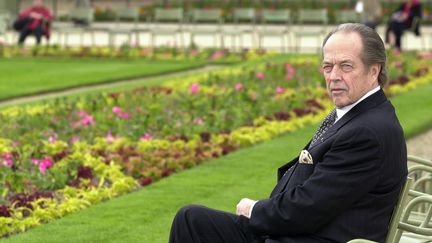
[356,0,382,30]
[385,0,422,51]
[169,23,407,243]
[14,0,52,45]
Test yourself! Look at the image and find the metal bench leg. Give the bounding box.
[150,33,154,47]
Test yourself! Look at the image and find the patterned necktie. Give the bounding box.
[310,109,337,147]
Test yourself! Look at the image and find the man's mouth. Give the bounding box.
[331,88,345,95]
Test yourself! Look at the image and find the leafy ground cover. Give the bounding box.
[2,83,432,243]
[0,51,430,238]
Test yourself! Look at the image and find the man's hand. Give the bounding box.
[29,12,43,19]
[236,198,257,218]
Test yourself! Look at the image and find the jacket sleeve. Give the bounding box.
[19,8,32,19]
[41,8,53,21]
[248,126,383,236]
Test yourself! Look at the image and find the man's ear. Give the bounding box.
[369,64,380,81]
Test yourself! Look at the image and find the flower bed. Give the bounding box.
[0,45,272,63]
[0,51,431,237]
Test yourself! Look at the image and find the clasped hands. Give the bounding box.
[29,12,43,19]
[236,198,257,219]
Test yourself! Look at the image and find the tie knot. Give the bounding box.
[327,109,337,124]
[309,109,337,147]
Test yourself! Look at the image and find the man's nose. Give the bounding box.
[329,66,342,80]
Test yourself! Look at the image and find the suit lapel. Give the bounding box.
[308,89,387,150]
[271,141,312,197]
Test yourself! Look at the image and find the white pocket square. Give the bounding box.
[299,150,313,164]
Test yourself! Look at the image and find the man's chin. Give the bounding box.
[333,99,350,108]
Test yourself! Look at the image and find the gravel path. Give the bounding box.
[407,129,432,160]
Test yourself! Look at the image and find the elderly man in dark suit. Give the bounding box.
[169,23,407,243]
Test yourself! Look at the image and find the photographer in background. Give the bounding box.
[385,0,422,51]
[14,0,52,45]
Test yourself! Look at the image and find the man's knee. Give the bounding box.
[176,205,207,220]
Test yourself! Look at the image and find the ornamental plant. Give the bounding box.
[0,45,273,64]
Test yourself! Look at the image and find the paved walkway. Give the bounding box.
[407,130,432,160]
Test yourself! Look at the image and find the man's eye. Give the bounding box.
[341,65,353,71]
[322,66,332,72]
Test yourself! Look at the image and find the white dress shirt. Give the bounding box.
[335,86,380,123]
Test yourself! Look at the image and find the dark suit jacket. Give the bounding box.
[247,89,407,243]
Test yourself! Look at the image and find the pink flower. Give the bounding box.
[285,63,295,80]
[31,158,53,174]
[190,83,200,94]
[394,61,404,69]
[82,115,94,126]
[1,153,12,160]
[210,50,224,60]
[417,52,432,59]
[119,113,130,119]
[106,131,115,143]
[141,48,151,56]
[39,158,53,174]
[256,72,265,79]
[78,110,88,118]
[31,158,39,165]
[1,153,14,167]
[250,92,257,101]
[70,136,80,144]
[235,83,244,92]
[276,86,285,94]
[190,49,200,56]
[2,159,13,167]
[141,133,153,140]
[112,106,122,114]
[193,117,205,125]
[49,136,57,144]
[11,141,21,147]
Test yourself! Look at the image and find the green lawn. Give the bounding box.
[2,84,432,243]
[0,57,206,100]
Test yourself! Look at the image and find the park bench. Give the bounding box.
[349,156,432,243]
[55,7,95,46]
[403,16,426,51]
[257,9,292,53]
[0,12,9,42]
[293,8,328,53]
[150,8,184,47]
[107,7,140,47]
[223,8,256,50]
[335,10,360,24]
[188,8,224,48]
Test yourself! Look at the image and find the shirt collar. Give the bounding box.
[335,86,380,122]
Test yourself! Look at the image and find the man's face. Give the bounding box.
[322,32,379,108]
[33,0,43,6]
